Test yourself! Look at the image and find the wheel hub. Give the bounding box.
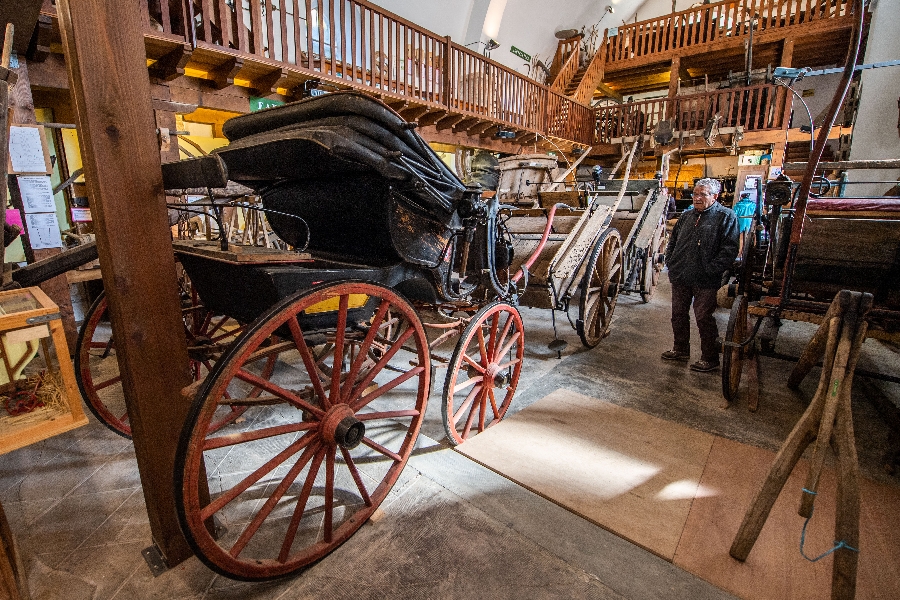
[485,363,510,388]
[320,404,365,449]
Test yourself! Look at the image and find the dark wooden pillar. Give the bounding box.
[56,0,196,566]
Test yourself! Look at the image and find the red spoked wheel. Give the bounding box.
[75,291,246,438]
[442,302,524,446]
[175,281,430,580]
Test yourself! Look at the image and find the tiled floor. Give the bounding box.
[1,274,897,599]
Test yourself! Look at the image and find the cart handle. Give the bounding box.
[511,203,567,284]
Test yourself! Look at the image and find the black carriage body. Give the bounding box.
[165,92,507,324]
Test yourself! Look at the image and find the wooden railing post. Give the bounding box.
[442,35,452,109]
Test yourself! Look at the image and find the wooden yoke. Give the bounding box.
[730,290,871,600]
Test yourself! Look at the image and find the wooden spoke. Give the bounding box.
[357,409,420,421]
[234,368,325,418]
[203,422,316,451]
[452,384,483,424]
[278,447,326,564]
[340,447,372,506]
[229,443,323,558]
[361,437,402,462]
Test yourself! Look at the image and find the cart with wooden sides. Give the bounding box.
[608,177,668,303]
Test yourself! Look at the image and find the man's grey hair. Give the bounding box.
[694,178,721,195]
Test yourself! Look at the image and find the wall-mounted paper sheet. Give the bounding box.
[8,126,51,174]
[17,176,57,213]
[24,213,64,249]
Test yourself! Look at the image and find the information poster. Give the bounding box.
[7,125,51,174]
[17,176,57,213]
[23,213,64,249]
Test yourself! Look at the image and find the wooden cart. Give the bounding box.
[721,164,900,405]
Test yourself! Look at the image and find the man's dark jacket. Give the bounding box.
[665,202,740,288]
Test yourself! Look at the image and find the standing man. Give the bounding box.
[661,178,740,372]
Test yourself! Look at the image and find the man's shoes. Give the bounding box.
[690,359,720,372]
[661,350,690,362]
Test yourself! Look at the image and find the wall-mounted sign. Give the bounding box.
[510,46,531,62]
[249,97,285,112]
[608,27,619,37]
[70,208,92,223]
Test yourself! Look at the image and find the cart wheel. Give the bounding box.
[577,229,623,348]
[442,302,524,446]
[639,252,655,303]
[722,294,749,404]
[75,293,130,437]
[175,281,430,580]
[75,291,246,439]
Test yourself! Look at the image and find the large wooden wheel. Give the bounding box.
[577,229,623,348]
[175,281,430,580]
[75,291,245,438]
[442,302,524,446]
[722,294,749,404]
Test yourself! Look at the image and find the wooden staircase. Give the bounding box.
[564,65,588,97]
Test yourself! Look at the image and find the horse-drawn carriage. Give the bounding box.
[67,91,640,579]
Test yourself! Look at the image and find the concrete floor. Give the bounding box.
[1,272,897,599]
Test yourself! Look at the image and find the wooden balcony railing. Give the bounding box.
[547,91,596,146]
[549,35,581,94]
[549,35,581,81]
[446,42,547,131]
[595,83,791,144]
[604,0,853,65]
[138,0,594,145]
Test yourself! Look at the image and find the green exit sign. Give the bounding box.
[250,97,285,112]
[510,46,531,62]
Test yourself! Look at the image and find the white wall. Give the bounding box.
[369,0,653,75]
[848,0,900,195]
[369,0,475,41]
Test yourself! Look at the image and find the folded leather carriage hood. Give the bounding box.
[214,91,465,217]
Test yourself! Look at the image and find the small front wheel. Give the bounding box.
[442,302,524,446]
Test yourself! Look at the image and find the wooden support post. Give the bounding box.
[668,56,680,98]
[730,290,869,600]
[780,38,795,68]
[56,0,197,568]
[787,296,843,388]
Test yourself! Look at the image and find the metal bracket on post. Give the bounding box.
[141,543,169,577]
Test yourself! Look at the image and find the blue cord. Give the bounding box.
[799,491,860,562]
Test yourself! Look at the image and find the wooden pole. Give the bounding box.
[55,0,196,566]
